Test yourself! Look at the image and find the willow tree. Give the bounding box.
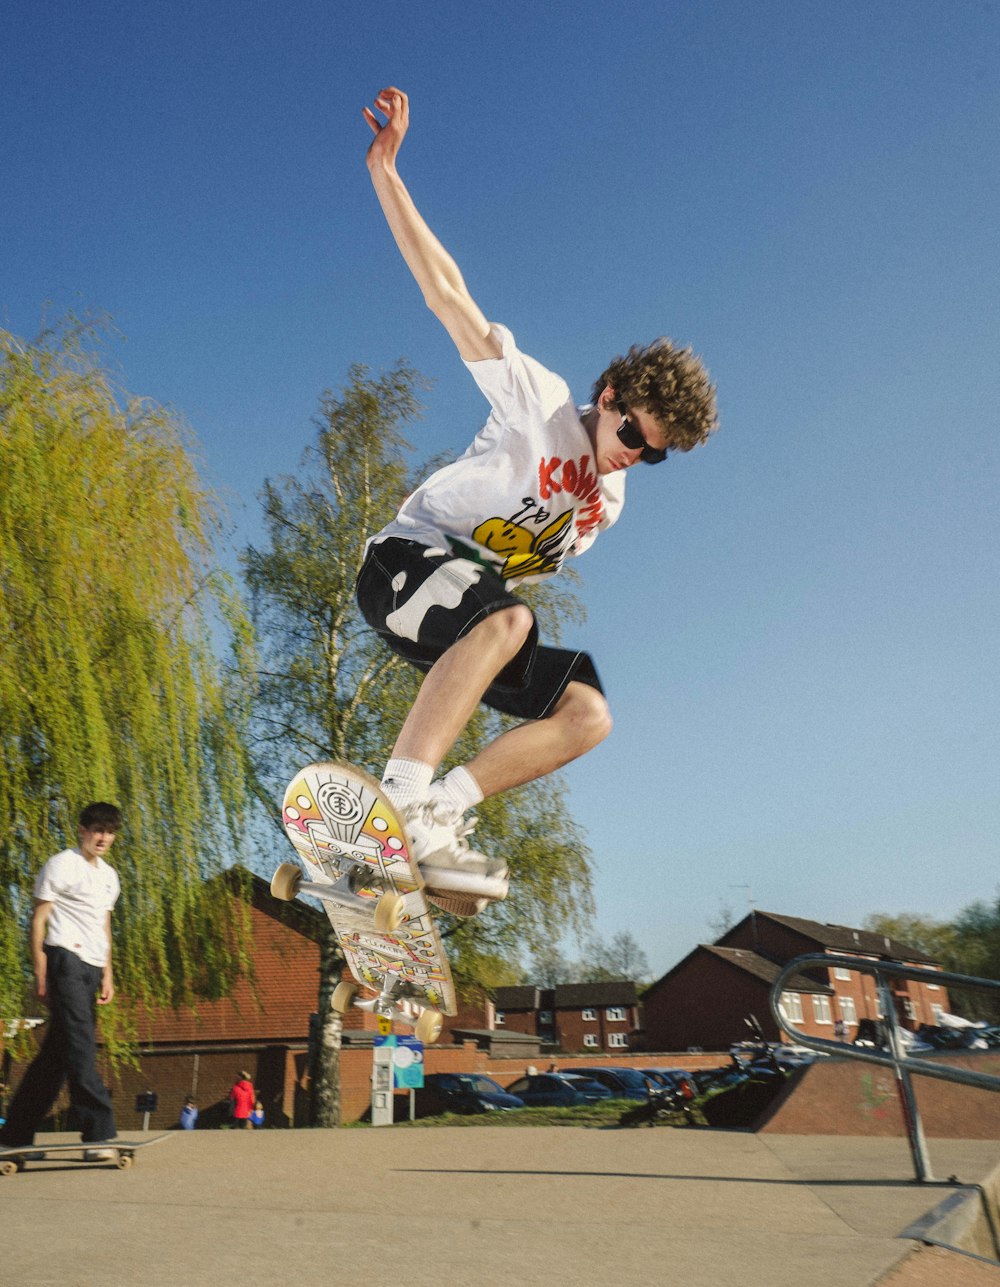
[243,360,593,1124]
[0,319,253,1053]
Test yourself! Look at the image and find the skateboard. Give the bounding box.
[272,761,457,1043]
[0,1133,171,1175]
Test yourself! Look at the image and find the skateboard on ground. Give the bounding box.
[0,1133,171,1175]
[272,761,458,1043]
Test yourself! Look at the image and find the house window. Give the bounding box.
[813,995,832,1024]
[834,966,852,981]
[932,1004,944,1022]
[903,998,917,1020]
[606,1007,627,1022]
[582,1008,596,1022]
[781,992,804,1023]
[539,1010,553,1025]
[495,1011,505,1026]
[583,1034,599,1048]
[839,996,857,1025]
[608,1033,629,1048]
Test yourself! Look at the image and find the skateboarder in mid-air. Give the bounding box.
[357,87,718,917]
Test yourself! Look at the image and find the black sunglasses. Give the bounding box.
[615,403,667,465]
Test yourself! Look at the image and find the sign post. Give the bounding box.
[371,1033,425,1125]
[135,1091,158,1131]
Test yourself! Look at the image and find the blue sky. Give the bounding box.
[4,2,998,978]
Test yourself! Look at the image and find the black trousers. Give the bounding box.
[1,946,117,1145]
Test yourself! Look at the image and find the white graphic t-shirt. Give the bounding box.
[34,848,121,967]
[371,324,627,586]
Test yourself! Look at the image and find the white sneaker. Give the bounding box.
[404,799,508,918]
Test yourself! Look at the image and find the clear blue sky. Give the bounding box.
[4,1,998,979]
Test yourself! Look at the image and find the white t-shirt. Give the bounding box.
[34,848,120,968]
[372,324,627,587]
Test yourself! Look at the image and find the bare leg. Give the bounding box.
[464,681,612,797]
[391,609,611,808]
[391,604,535,768]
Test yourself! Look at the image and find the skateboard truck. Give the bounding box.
[270,860,406,934]
[332,974,444,1044]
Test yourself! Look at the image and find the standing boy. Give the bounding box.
[1,803,121,1154]
[357,88,718,916]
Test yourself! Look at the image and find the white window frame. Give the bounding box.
[781,991,804,1023]
[582,1008,597,1022]
[608,1033,629,1048]
[833,966,852,981]
[839,996,857,1025]
[903,998,917,1020]
[812,995,832,1025]
[583,1033,599,1048]
[606,1007,627,1023]
[495,1011,505,1026]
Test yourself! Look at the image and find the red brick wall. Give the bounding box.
[760,1051,1000,1139]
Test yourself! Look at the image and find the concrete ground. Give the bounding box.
[1,1128,998,1287]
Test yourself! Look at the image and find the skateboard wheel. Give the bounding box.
[373,891,405,934]
[332,981,359,1015]
[0,1161,18,1177]
[414,1008,443,1044]
[115,1152,133,1170]
[270,863,302,901]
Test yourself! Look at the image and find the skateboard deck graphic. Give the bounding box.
[0,1133,171,1175]
[274,761,455,1040]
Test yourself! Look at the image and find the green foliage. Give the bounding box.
[864,902,1000,1020]
[0,318,253,1049]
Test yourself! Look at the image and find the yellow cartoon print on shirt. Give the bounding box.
[472,507,574,581]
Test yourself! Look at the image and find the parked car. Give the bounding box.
[571,1066,656,1101]
[853,1018,934,1054]
[503,1073,615,1106]
[915,1024,988,1051]
[415,1073,524,1116]
[642,1068,698,1098]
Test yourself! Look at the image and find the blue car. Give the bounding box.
[416,1073,524,1116]
[570,1066,656,1101]
[642,1068,698,1098]
[503,1073,615,1106]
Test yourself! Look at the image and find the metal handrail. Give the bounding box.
[769,953,1000,1182]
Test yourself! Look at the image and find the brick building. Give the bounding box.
[493,981,640,1052]
[642,909,948,1052]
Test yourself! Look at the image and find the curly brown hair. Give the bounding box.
[592,339,718,452]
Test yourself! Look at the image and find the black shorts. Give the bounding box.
[356,538,603,721]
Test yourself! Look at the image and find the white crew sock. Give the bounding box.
[380,758,434,811]
[429,765,484,816]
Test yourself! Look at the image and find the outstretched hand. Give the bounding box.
[363,86,409,170]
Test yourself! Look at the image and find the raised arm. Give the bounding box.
[363,87,501,363]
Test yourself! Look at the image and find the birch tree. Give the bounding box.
[243,361,593,1123]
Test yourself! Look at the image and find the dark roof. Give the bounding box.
[493,986,541,1010]
[553,981,638,1008]
[643,942,833,998]
[493,981,638,1010]
[746,911,939,965]
[701,945,833,993]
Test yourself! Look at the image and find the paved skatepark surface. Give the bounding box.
[1,1128,997,1286]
